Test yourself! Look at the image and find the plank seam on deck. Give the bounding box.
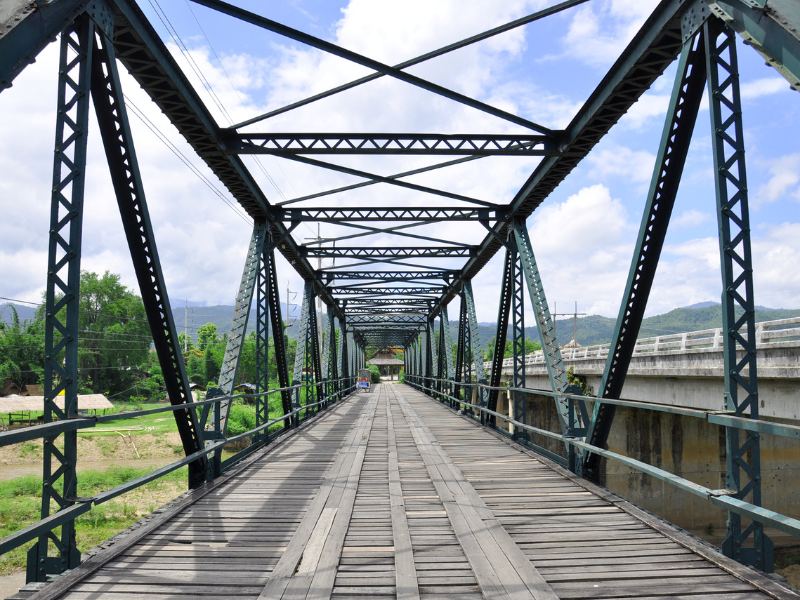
[392,385,558,600]
[385,385,421,600]
[20,397,362,600]
[409,388,799,600]
[259,392,379,599]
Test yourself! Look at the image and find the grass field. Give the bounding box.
[0,385,330,577]
[0,466,187,576]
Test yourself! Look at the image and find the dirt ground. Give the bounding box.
[778,562,800,591]
[0,431,184,476]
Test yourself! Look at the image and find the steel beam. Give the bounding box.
[454,297,467,406]
[90,30,207,487]
[263,234,292,419]
[510,239,525,438]
[705,17,772,571]
[292,282,313,419]
[488,247,514,426]
[326,271,454,281]
[710,0,800,91]
[462,281,486,408]
[333,287,443,297]
[216,223,265,432]
[231,133,553,155]
[190,0,553,134]
[304,246,476,259]
[346,314,427,325]
[325,305,339,402]
[513,222,574,432]
[584,33,707,481]
[254,231,270,437]
[0,0,89,92]
[282,207,499,222]
[29,16,94,582]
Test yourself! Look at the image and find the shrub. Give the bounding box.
[367,364,381,383]
[227,403,256,436]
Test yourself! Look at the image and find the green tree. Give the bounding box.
[0,306,44,386]
[483,337,542,361]
[73,271,151,394]
[196,323,220,351]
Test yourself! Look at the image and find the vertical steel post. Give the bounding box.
[425,317,435,386]
[489,247,514,427]
[90,32,207,485]
[584,34,707,480]
[307,284,323,412]
[29,16,95,582]
[510,240,526,439]
[441,305,455,402]
[254,233,271,439]
[513,221,576,432]
[261,235,291,424]
[462,281,485,411]
[454,297,467,407]
[325,305,338,403]
[216,223,265,432]
[292,283,312,420]
[340,318,350,389]
[705,17,772,571]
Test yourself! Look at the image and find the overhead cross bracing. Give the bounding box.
[2,0,800,586]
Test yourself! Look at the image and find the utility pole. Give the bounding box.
[286,283,297,324]
[304,223,325,342]
[184,299,188,353]
[551,301,586,345]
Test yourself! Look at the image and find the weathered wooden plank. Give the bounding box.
[385,386,420,600]
[392,386,558,600]
[21,384,798,600]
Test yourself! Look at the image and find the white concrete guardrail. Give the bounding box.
[487,316,800,370]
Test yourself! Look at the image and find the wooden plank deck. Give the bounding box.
[17,384,797,600]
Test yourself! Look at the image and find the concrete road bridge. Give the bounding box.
[1,0,800,598]
[495,317,800,419]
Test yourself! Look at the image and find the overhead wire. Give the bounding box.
[170,0,317,238]
[124,97,251,224]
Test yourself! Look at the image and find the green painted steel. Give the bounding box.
[705,17,773,571]
[216,223,265,432]
[30,16,95,582]
[2,0,800,579]
[584,31,708,481]
[512,222,574,432]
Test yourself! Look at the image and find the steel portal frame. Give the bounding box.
[1,0,798,579]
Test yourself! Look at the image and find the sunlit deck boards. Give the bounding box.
[19,384,794,600]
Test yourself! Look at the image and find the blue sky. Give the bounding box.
[0,0,798,322]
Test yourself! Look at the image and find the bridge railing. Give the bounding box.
[0,375,358,562]
[406,374,800,543]
[488,316,800,369]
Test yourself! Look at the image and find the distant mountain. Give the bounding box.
[0,303,37,324]
[469,303,800,350]
[4,300,798,348]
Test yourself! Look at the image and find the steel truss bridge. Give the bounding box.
[1,0,799,597]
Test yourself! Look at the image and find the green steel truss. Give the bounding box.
[1,0,798,579]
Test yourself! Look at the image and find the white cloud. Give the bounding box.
[561,0,659,68]
[518,184,635,317]
[1,0,797,331]
[587,145,656,184]
[618,92,671,129]
[741,77,792,100]
[755,153,800,206]
[752,223,800,308]
[672,209,711,229]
